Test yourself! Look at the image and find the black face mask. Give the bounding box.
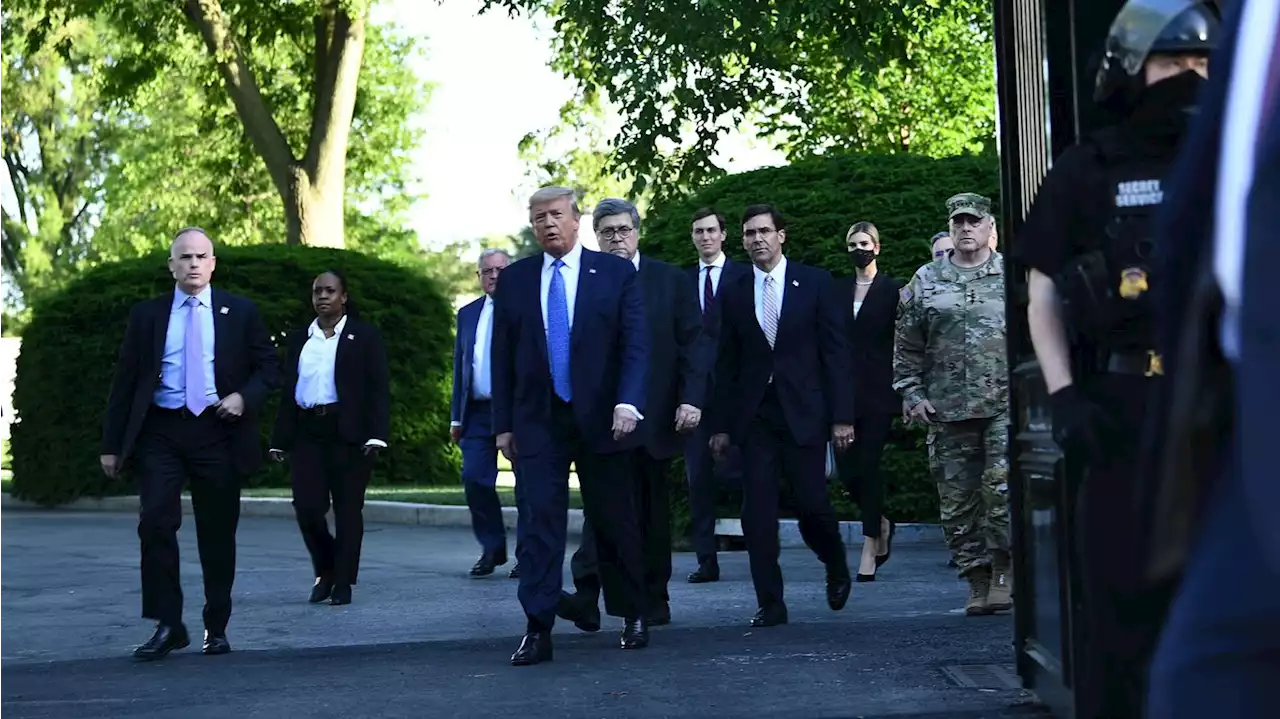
[850,248,876,269]
[1137,70,1206,118]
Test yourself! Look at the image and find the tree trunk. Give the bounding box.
[285,165,344,248]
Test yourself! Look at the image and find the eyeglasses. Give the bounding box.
[742,227,776,240]
[598,226,635,242]
[478,267,504,277]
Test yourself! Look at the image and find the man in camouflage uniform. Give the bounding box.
[894,192,1011,616]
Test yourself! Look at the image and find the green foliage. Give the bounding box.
[646,150,1002,522]
[486,0,995,198]
[10,245,459,506]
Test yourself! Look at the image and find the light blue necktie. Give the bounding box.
[547,259,572,402]
[184,296,208,415]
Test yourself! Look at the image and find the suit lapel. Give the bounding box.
[736,268,770,350]
[335,318,355,385]
[152,294,171,365]
[527,259,549,361]
[776,261,803,345]
[571,249,597,349]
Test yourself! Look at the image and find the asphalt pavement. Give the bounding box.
[1,510,1043,719]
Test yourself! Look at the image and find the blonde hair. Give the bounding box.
[845,221,879,245]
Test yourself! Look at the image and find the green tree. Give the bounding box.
[1,13,119,307]
[518,96,648,210]
[14,0,410,248]
[89,23,428,262]
[487,0,995,197]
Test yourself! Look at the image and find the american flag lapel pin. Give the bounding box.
[219,306,229,314]
[347,334,355,340]
[792,280,799,287]
[589,268,597,274]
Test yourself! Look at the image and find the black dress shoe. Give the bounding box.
[686,562,720,584]
[556,591,601,632]
[856,572,877,583]
[469,553,498,577]
[647,602,671,626]
[510,632,553,666]
[132,624,190,661]
[330,584,352,605]
[508,563,521,579]
[202,631,231,656]
[827,567,852,611]
[620,618,649,649]
[750,604,788,627]
[309,576,334,603]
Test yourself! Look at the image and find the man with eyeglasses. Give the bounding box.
[707,204,855,627]
[450,248,520,579]
[558,198,708,630]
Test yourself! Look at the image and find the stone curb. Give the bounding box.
[1,493,942,548]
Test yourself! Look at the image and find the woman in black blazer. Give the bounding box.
[834,222,900,581]
[270,270,390,606]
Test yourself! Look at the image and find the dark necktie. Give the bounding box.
[702,266,715,316]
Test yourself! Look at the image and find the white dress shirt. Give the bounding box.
[154,285,218,409]
[1214,0,1280,361]
[753,254,789,332]
[471,296,494,400]
[541,242,641,420]
[281,315,385,449]
[698,252,726,312]
[631,251,642,271]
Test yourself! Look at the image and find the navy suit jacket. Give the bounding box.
[686,258,751,401]
[491,247,649,457]
[709,259,856,447]
[450,296,487,430]
[635,255,707,459]
[102,287,279,476]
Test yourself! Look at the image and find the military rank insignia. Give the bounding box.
[1118,267,1149,299]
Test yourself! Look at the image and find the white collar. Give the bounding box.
[308,314,348,339]
[753,254,788,282]
[542,241,584,271]
[172,284,213,310]
[630,251,641,270]
[700,252,726,270]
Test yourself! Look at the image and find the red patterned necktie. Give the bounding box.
[703,266,714,315]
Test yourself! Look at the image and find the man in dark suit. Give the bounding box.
[100,227,278,660]
[708,204,856,627]
[683,207,750,583]
[450,248,520,579]
[491,185,651,665]
[558,198,708,630]
[1145,1,1280,714]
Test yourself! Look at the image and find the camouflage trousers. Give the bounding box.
[927,412,1011,578]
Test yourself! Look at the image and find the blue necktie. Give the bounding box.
[547,259,572,401]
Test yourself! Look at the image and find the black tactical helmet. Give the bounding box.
[1094,0,1219,109]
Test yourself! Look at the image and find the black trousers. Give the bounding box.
[1075,374,1174,719]
[290,411,374,586]
[741,385,848,609]
[514,398,649,629]
[684,424,743,565]
[834,413,893,538]
[134,407,241,632]
[571,448,673,608]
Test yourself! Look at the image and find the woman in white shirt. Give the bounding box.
[270,270,390,606]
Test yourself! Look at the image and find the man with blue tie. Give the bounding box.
[451,248,520,579]
[100,228,278,661]
[491,186,651,665]
[1144,0,1280,714]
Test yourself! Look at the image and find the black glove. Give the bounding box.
[1049,384,1107,463]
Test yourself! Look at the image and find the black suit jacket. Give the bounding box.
[636,255,708,459]
[710,259,856,447]
[491,247,649,456]
[270,316,391,451]
[833,273,903,417]
[101,287,279,475]
[686,258,752,397]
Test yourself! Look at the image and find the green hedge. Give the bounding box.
[646,151,1001,525]
[10,245,458,506]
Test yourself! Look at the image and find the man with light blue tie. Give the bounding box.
[450,248,520,578]
[100,228,278,661]
[491,186,651,666]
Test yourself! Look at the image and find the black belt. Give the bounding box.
[299,403,340,416]
[150,405,207,420]
[1107,350,1163,377]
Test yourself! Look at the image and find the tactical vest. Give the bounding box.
[1058,128,1175,351]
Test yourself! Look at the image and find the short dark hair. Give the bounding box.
[691,207,725,232]
[741,204,786,232]
[316,269,359,319]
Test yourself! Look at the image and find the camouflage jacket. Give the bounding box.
[893,251,1008,422]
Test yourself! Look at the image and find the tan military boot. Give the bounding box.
[965,568,992,616]
[988,563,1014,612]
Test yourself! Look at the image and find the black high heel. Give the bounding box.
[876,519,897,568]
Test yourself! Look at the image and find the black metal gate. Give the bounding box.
[993,1,1125,716]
